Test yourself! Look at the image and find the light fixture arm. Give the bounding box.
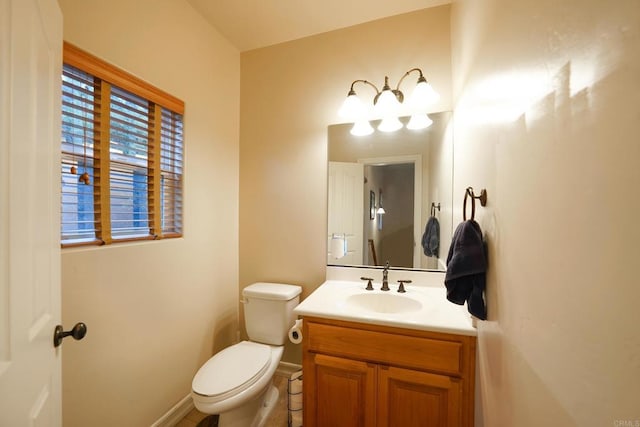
[348,79,380,97]
[395,67,427,92]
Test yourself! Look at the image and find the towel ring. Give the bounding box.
[463,187,487,220]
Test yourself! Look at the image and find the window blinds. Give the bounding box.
[60,43,184,247]
[160,109,183,235]
[109,86,151,240]
[61,65,98,244]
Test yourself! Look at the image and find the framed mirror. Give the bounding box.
[327,111,453,272]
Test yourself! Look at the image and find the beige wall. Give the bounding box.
[59,0,240,425]
[239,6,453,362]
[451,0,640,425]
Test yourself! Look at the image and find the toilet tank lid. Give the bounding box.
[243,282,301,300]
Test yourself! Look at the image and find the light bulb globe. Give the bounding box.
[378,116,403,132]
[406,113,433,130]
[409,81,440,110]
[339,93,365,120]
[350,120,374,136]
[373,90,401,118]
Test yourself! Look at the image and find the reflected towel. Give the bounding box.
[330,236,346,259]
[421,216,440,257]
[445,220,487,320]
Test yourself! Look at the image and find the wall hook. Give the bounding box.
[430,202,440,216]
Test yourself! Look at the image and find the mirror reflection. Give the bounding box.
[327,111,453,271]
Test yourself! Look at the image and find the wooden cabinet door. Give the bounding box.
[377,365,462,427]
[305,353,376,427]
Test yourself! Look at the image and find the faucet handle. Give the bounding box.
[397,279,412,293]
[360,277,374,291]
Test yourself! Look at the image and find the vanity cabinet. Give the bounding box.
[302,316,476,427]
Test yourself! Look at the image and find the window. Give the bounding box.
[61,42,184,247]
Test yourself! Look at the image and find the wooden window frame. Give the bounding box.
[61,42,184,248]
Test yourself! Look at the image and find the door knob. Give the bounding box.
[53,322,87,347]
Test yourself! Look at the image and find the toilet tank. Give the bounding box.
[242,283,301,345]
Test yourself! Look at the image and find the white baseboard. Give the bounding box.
[151,394,194,427]
[276,361,302,378]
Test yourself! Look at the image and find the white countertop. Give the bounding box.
[294,277,477,336]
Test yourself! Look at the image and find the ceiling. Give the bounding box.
[187,0,451,52]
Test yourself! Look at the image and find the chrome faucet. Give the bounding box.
[381,261,390,291]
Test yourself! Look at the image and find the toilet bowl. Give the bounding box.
[191,283,301,427]
[192,341,283,426]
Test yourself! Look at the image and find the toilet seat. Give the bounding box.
[192,341,271,402]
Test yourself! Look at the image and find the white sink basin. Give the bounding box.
[293,278,476,336]
[346,292,422,314]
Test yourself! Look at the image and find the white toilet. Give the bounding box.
[191,282,301,427]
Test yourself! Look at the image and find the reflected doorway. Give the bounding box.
[360,155,421,268]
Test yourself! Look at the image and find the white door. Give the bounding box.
[0,0,63,425]
[327,162,364,265]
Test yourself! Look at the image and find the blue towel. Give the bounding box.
[421,216,440,257]
[445,220,487,320]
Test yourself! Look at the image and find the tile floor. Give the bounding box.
[176,374,290,427]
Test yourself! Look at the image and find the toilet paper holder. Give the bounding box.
[288,319,303,344]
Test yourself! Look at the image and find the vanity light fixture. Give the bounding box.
[338,68,439,136]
